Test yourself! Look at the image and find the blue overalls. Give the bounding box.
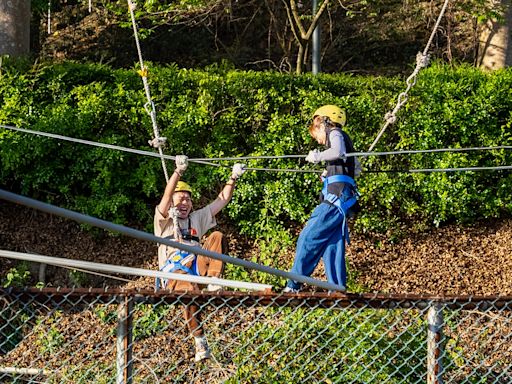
[286,174,358,290]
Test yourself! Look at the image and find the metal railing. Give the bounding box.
[1,288,511,383]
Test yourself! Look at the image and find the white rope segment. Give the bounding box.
[47,0,51,35]
[127,0,169,181]
[0,124,221,168]
[367,0,451,152]
[169,207,183,241]
[59,264,132,283]
[0,250,273,291]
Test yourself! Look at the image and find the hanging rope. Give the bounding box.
[47,0,52,35]
[367,0,451,152]
[169,207,183,241]
[127,0,169,181]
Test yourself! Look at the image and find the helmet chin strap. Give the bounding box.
[321,117,334,137]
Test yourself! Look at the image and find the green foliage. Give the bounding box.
[227,307,427,383]
[104,0,220,36]
[2,263,31,288]
[55,362,116,384]
[95,305,118,325]
[1,60,512,286]
[133,303,170,340]
[35,311,65,355]
[357,63,512,230]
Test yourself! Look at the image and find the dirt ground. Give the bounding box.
[1,200,511,296]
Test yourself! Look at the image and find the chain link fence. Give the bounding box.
[1,288,511,383]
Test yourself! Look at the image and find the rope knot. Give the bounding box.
[148,137,167,148]
[416,52,430,69]
[168,207,183,241]
[385,112,397,125]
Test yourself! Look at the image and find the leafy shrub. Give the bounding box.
[1,60,511,265]
[2,263,31,288]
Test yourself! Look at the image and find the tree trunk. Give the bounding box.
[296,41,305,74]
[477,0,512,70]
[0,0,31,57]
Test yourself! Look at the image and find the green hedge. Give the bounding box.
[1,60,512,241]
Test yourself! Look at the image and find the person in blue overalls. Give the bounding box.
[284,105,360,293]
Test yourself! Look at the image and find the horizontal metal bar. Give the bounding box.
[2,287,511,310]
[0,250,272,291]
[0,189,345,291]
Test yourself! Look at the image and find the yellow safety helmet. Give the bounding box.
[175,181,192,194]
[313,105,346,126]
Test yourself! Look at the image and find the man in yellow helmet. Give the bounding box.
[154,155,246,362]
[284,105,360,293]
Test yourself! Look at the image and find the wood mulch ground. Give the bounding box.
[1,200,512,382]
[1,200,512,295]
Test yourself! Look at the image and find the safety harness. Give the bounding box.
[321,174,359,243]
[321,124,360,243]
[155,219,200,290]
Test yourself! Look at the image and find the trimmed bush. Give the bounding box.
[1,60,511,244]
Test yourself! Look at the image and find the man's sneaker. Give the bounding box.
[282,286,301,294]
[194,337,211,362]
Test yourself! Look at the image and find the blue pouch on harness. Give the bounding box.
[321,174,360,242]
[155,249,198,290]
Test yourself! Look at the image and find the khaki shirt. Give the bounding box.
[154,205,217,269]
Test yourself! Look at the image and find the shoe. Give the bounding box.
[282,286,300,294]
[207,284,223,292]
[194,337,211,362]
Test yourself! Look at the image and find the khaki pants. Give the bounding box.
[165,231,227,337]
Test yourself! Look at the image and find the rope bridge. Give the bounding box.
[2,124,512,174]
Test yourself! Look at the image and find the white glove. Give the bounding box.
[175,155,188,175]
[231,163,246,180]
[305,149,321,164]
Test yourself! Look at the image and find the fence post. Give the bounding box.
[116,296,133,384]
[427,302,444,384]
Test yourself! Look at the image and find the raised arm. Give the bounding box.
[209,163,246,217]
[157,155,188,217]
